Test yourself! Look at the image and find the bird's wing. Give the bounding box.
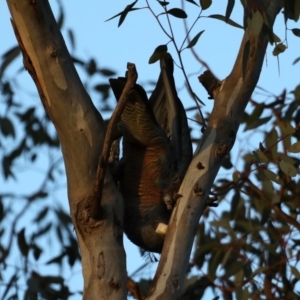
[149,53,192,180]
[109,77,167,147]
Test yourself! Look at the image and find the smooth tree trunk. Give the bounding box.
[148,2,281,299]
[6,1,126,299]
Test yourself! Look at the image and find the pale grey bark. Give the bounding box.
[6,1,126,299]
[148,2,282,299]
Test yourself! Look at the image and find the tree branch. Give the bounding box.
[94,63,138,204]
[127,277,145,300]
[6,0,126,299]
[148,2,282,299]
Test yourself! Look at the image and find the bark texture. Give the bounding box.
[6,1,126,299]
[148,2,282,299]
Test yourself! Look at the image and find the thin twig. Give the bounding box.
[181,0,215,73]
[94,63,138,203]
[165,3,206,125]
[145,1,206,126]
[145,0,172,39]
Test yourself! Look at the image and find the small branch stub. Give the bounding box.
[198,70,221,100]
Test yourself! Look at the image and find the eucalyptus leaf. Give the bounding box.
[186,30,204,48]
[165,8,187,18]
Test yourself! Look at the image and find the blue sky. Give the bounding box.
[1,1,300,299]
